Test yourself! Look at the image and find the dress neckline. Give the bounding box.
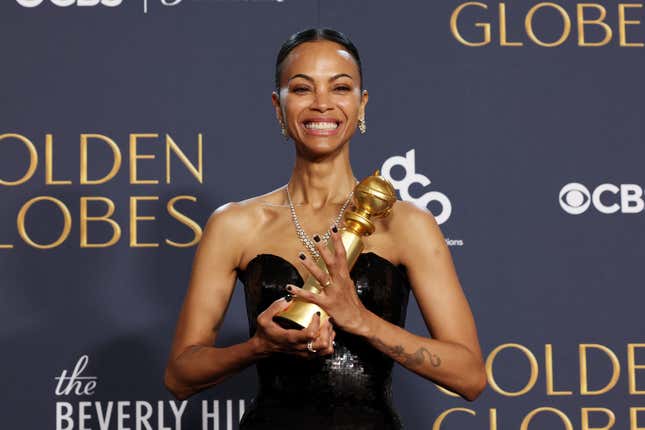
[238,251,408,285]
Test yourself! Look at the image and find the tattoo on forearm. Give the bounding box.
[368,336,441,368]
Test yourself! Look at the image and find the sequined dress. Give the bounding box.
[236,252,411,429]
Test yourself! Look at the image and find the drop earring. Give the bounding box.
[279,120,289,140]
[358,117,367,134]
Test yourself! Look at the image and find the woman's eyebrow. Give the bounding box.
[287,73,354,83]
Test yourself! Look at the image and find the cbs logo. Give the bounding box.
[16,0,122,6]
[559,182,645,214]
[381,149,452,225]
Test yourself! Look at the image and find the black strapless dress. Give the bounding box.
[236,252,411,429]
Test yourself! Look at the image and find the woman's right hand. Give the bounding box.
[253,296,336,359]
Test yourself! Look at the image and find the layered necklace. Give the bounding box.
[286,179,358,260]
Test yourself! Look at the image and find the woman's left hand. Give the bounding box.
[285,225,372,336]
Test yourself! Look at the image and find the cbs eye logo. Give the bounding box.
[559,183,591,215]
[380,149,452,225]
[16,0,122,6]
[559,182,645,214]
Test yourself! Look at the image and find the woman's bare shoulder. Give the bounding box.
[200,185,287,253]
[388,199,448,264]
[210,184,285,218]
[387,199,444,241]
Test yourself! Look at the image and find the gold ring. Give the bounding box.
[322,278,332,287]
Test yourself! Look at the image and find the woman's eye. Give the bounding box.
[335,86,350,92]
[293,87,310,93]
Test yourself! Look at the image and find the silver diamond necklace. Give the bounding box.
[286,179,358,260]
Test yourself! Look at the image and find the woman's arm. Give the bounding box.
[358,309,485,401]
[164,202,266,400]
[286,200,487,401]
[164,202,336,400]
[359,201,486,401]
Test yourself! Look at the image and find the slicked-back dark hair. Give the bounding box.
[274,28,364,92]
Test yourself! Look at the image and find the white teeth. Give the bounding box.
[304,121,338,130]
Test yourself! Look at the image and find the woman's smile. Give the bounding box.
[302,117,343,136]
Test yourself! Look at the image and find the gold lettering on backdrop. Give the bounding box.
[436,343,644,397]
[130,196,159,247]
[450,2,491,46]
[0,134,38,186]
[45,134,72,185]
[486,343,539,396]
[17,196,72,249]
[579,344,620,395]
[165,195,202,247]
[432,408,476,430]
[628,343,645,394]
[577,4,613,46]
[581,407,616,430]
[489,408,498,430]
[631,407,645,430]
[429,406,644,428]
[500,3,523,46]
[546,344,573,395]
[80,134,122,185]
[80,197,121,248]
[520,407,574,430]
[451,2,645,47]
[130,133,159,185]
[525,2,572,47]
[429,344,644,427]
[166,134,203,184]
[619,4,645,47]
[0,133,203,249]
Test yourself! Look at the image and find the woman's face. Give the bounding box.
[272,40,368,155]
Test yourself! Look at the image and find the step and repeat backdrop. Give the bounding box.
[1,0,644,429]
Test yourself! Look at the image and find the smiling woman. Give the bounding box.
[271,30,368,155]
[163,28,486,429]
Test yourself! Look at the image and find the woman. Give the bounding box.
[164,28,486,429]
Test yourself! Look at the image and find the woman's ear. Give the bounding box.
[361,90,369,111]
[359,89,369,118]
[271,91,283,124]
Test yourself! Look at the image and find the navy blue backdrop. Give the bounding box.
[1,1,644,429]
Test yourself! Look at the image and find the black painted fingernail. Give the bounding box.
[316,311,321,316]
[313,234,321,243]
[285,294,292,302]
[332,225,338,233]
[286,285,292,291]
[298,252,306,260]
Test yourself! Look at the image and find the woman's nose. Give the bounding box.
[311,89,332,111]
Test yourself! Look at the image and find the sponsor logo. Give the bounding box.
[15,0,282,13]
[54,354,247,428]
[16,0,123,7]
[559,182,644,214]
[381,149,463,247]
[381,149,453,225]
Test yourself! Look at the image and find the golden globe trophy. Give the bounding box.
[273,169,397,330]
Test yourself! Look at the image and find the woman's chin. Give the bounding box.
[297,138,346,156]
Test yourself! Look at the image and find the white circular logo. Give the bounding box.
[559,182,591,214]
[16,0,45,6]
[381,149,452,225]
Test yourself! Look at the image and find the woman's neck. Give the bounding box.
[287,153,357,210]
